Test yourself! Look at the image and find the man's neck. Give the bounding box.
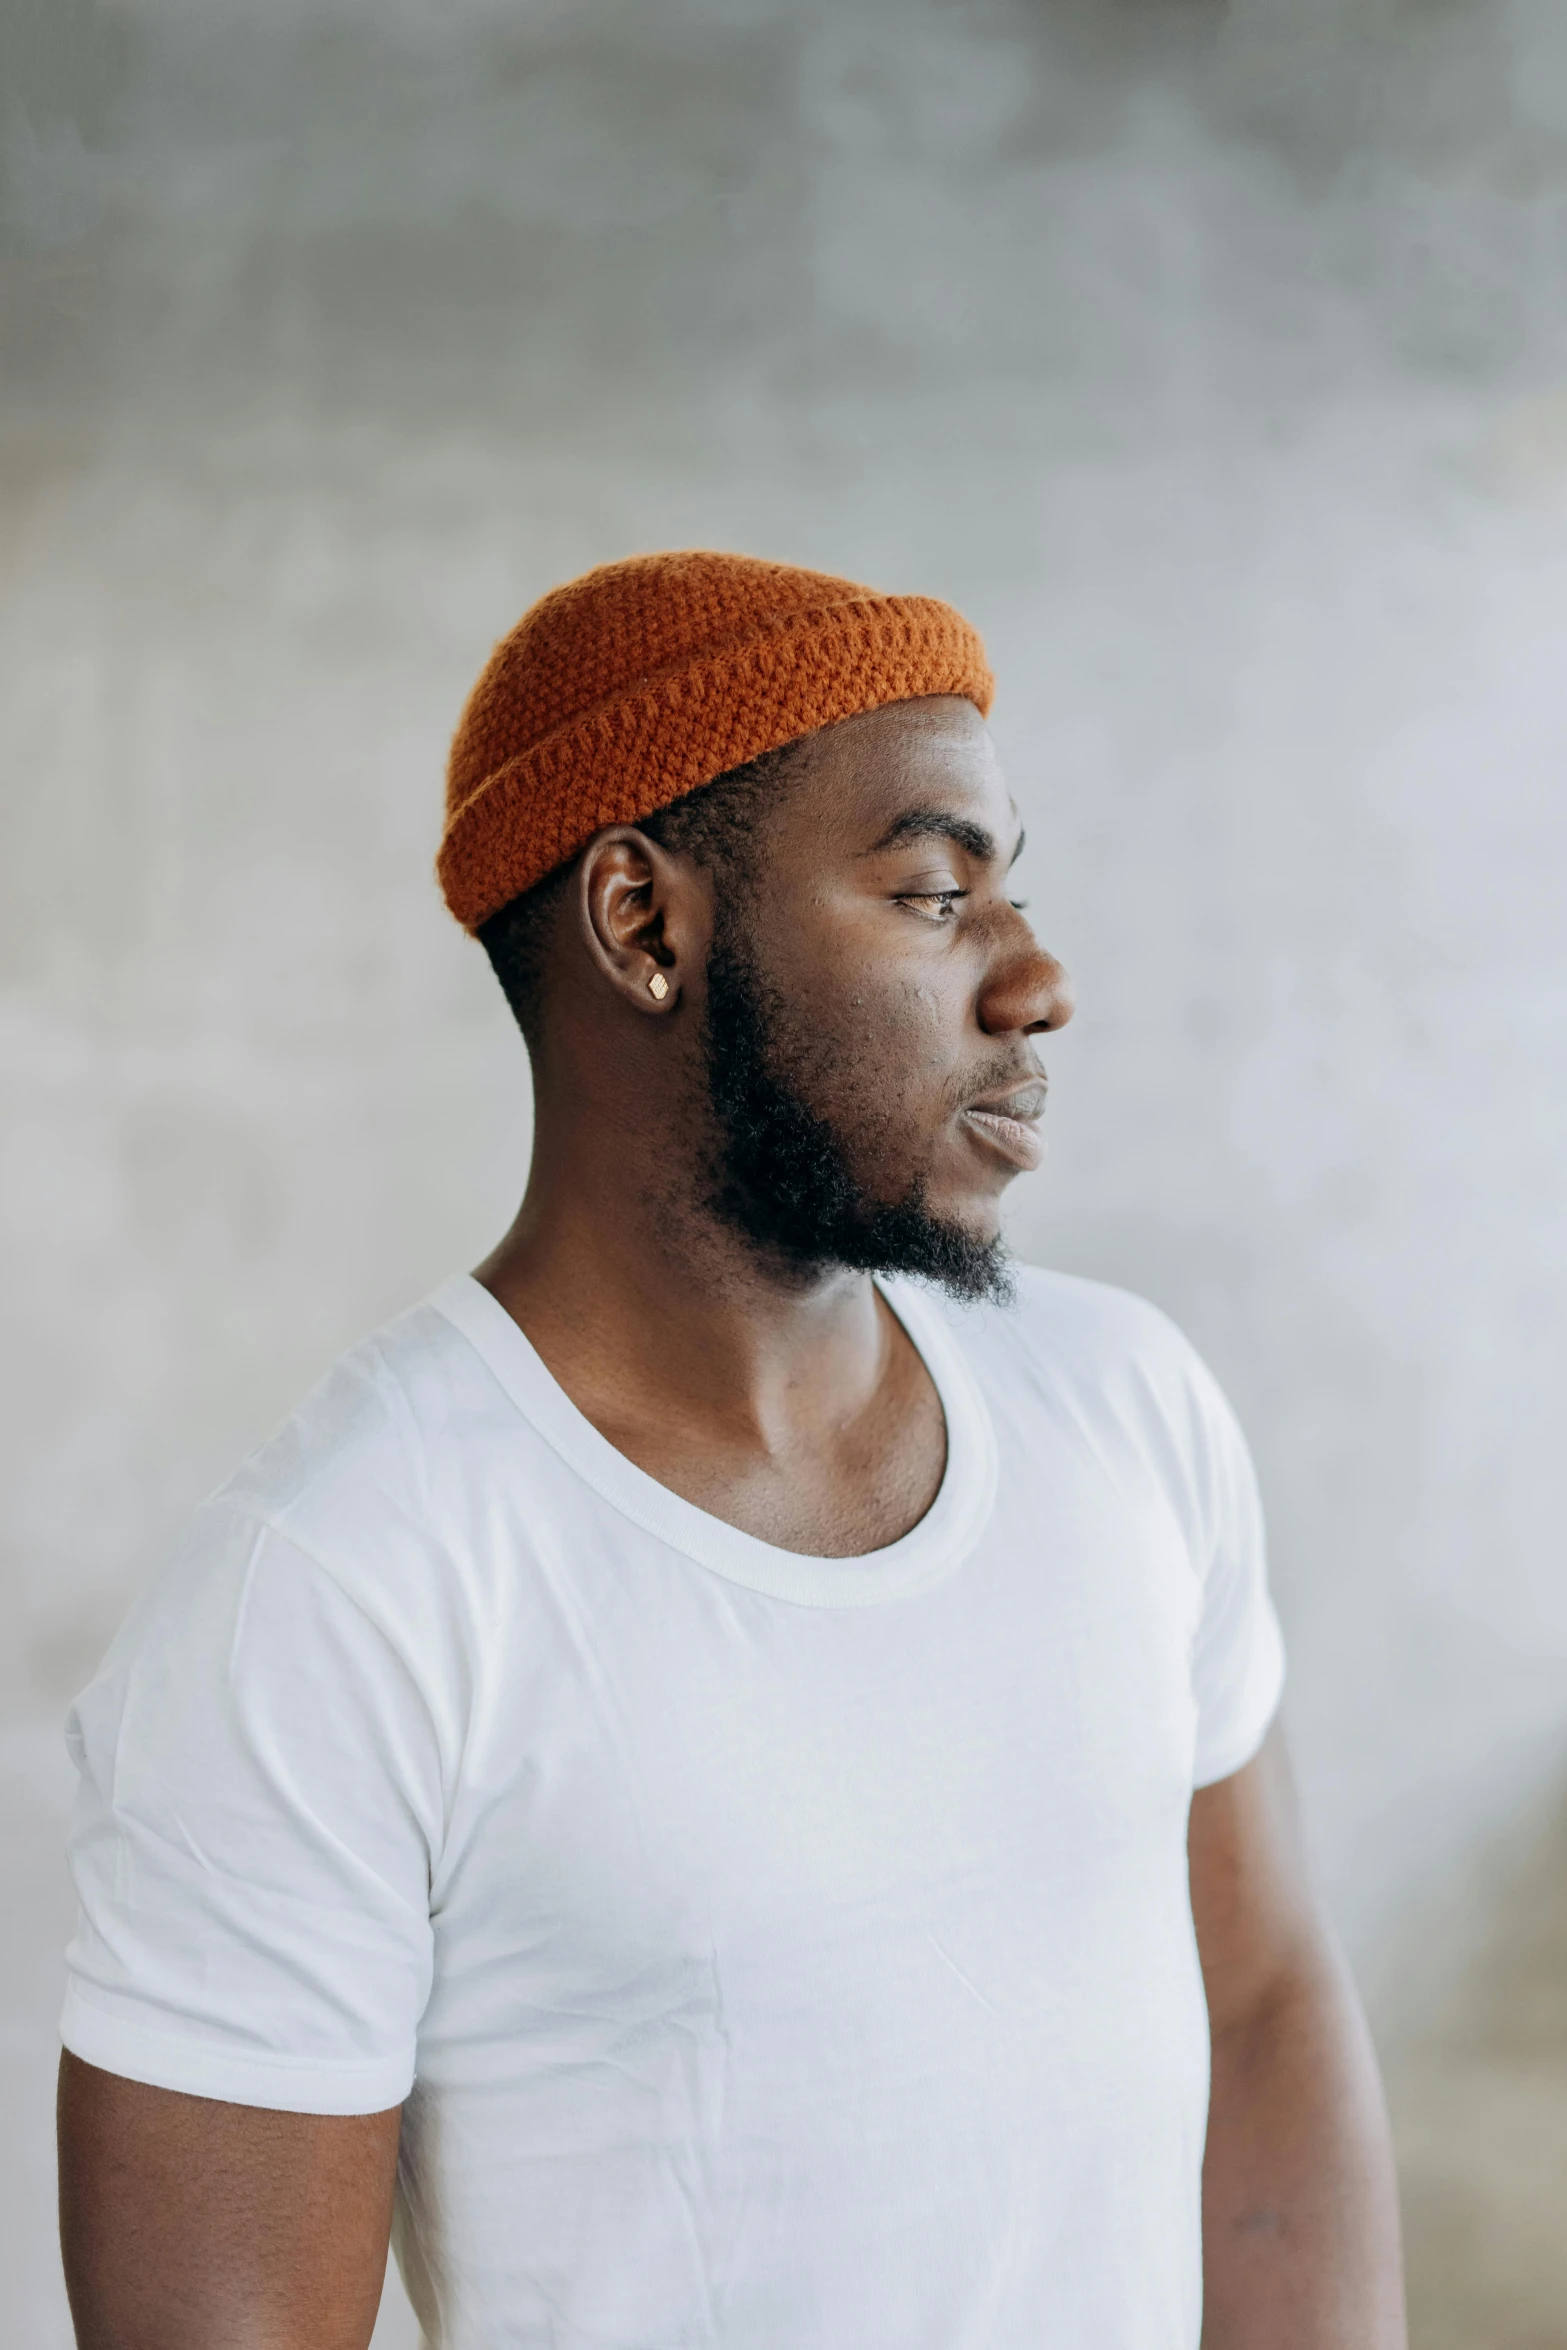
[472,1127,947,1557]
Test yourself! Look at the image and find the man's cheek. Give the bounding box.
[864,971,947,1044]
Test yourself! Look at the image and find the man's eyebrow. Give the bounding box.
[867,810,1026,867]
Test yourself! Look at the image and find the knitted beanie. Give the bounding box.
[438,549,993,932]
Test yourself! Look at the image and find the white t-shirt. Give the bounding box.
[63,1266,1284,2350]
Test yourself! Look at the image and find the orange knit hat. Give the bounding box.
[438,550,994,932]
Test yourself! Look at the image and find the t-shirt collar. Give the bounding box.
[430,1271,998,1609]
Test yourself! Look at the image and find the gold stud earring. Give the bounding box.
[647,971,670,1001]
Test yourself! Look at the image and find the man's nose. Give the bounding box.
[977,930,1075,1039]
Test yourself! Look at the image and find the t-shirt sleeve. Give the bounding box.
[61,1502,444,2115]
[1184,1353,1287,1789]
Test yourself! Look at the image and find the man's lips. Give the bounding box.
[959,1081,1048,1172]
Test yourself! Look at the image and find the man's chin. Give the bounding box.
[846,1196,1015,1308]
[718,1171,1014,1307]
[921,1188,1004,1252]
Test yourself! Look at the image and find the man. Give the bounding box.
[58,552,1406,2348]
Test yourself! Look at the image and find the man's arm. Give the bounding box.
[1190,1724,1406,2349]
[58,2052,402,2350]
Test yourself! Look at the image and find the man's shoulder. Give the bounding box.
[912,1262,1241,1484]
[913,1261,1196,1387]
[220,1285,516,1558]
[82,1282,567,1753]
[938,1264,1257,1539]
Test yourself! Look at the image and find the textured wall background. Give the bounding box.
[5,1,1567,2341]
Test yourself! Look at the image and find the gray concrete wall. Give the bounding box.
[5,2,1567,2339]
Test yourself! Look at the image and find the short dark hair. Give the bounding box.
[478,738,806,1042]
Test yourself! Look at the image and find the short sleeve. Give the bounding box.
[1186,1361,1286,1790]
[62,1504,443,2114]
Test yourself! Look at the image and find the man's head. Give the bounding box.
[444,557,1073,1301]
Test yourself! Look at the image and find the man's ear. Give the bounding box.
[574,827,707,1014]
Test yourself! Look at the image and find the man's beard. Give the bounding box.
[700,925,1014,1306]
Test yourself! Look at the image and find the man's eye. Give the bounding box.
[897,890,966,921]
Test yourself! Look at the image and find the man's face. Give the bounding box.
[698,696,1073,1299]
